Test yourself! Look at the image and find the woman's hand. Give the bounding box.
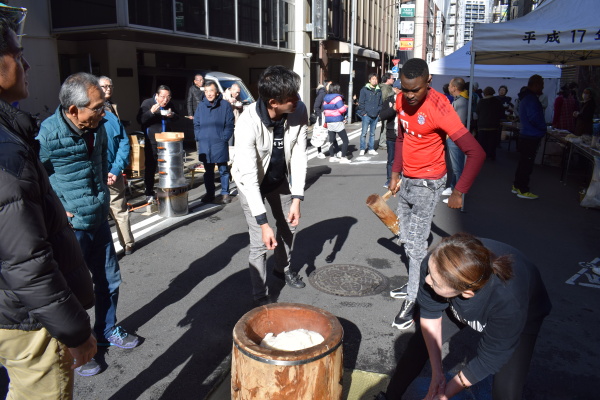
[423,370,447,400]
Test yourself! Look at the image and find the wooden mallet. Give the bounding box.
[366,184,399,236]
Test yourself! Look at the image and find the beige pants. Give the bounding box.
[109,174,134,248]
[0,328,73,400]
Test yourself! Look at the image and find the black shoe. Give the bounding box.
[273,270,306,289]
[124,245,134,256]
[75,358,101,377]
[201,194,215,203]
[254,295,273,307]
[392,299,415,329]
[221,194,231,204]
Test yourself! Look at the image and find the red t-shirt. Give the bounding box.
[394,88,468,179]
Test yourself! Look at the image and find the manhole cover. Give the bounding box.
[308,264,389,297]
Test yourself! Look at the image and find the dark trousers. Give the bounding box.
[513,136,542,193]
[328,129,349,157]
[385,309,543,400]
[477,128,501,160]
[386,139,396,181]
[144,132,159,196]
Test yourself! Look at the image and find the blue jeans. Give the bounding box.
[360,115,379,151]
[446,138,465,189]
[204,163,230,196]
[74,220,121,339]
[386,139,396,181]
[397,175,446,301]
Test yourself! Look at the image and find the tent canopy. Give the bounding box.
[429,41,561,78]
[472,0,600,65]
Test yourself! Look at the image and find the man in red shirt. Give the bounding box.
[388,58,485,329]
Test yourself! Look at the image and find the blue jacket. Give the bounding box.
[357,84,382,119]
[105,111,130,176]
[518,89,546,138]
[194,94,235,164]
[37,107,109,231]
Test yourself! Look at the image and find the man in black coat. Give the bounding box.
[186,73,205,118]
[0,14,96,396]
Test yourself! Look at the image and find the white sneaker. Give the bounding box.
[441,187,453,196]
[443,198,449,204]
[368,149,378,155]
[359,150,365,156]
[339,157,351,164]
[317,153,326,159]
[329,157,339,163]
[336,151,342,158]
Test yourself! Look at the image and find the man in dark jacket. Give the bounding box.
[513,74,546,200]
[186,73,205,118]
[357,73,382,155]
[194,81,235,204]
[378,80,401,187]
[137,85,178,202]
[377,73,395,150]
[38,72,140,377]
[0,15,96,397]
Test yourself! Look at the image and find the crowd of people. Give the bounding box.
[2,7,580,397]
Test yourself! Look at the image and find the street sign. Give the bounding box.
[392,59,400,66]
[399,37,414,51]
[391,65,399,73]
[400,21,414,35]
[401,4,415,17]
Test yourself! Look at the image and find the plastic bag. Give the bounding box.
[310,124,329,148]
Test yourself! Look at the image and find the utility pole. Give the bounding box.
[348,0,357,121]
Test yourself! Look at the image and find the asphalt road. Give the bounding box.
[3,122,599,399]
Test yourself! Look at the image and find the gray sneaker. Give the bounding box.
[389,283,408,299]
[75,358,101,377]
[98,326,139,349]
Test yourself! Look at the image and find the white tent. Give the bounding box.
[472,0,600,65]
[429,42,560,122]
[430,41,561,78]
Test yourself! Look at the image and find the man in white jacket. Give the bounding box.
[231,65,308,306]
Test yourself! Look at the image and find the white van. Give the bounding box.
[203,71,255,106]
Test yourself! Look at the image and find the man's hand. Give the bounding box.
[68,334,97,370]
[66,211,74,218]
[287,198,301,226]
[389,173,402,195]
[446,189,463,209]
[261,224,277,250]
[107,172,117,186]
[150,103,161,114]
[186,115,194,120]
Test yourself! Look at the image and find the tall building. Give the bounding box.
[463,0,493,44]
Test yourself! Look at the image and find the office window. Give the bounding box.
[208,0,235,39]
[239,0,260,44]
[175,0,206,35]
[129,0,174,30]
[51,0,116,28]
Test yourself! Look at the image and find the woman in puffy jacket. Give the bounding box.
[322,83,350,164]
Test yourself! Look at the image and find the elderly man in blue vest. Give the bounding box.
[37,72,139,377]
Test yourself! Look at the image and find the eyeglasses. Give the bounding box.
[100,85,113,89]
[83,105,105,114]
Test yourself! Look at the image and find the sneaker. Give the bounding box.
[98,326,139,349]
[511,185,519,194]
[517,191,539,199]
[338,157,351,164]
[392,300,415,330]
[443,198,449,204]
[336,151,342,158]
[124,245,134,256]
[359,150,365,156]
[383,180,390,189]
[317,153,326,159]
[273,269,306,289]
[442,187,453,196]
[329,157,339,163]
[389,283,408,299]
[368,149,378,155]
[75,359,101,377]
[146,195,155,204]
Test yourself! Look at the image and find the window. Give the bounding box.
[239,0,260,44]
[176,0,206,35]
[51,0,116,28]
[208,0,235,39]
[129,0,173,30]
